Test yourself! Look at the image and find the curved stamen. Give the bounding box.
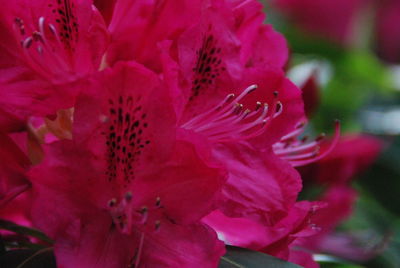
[280,122,306,141]
[275,120,341,167]
[182,85,282,142]
[134,233,145,268]
[182,85,257,130]
[274,140,319,155]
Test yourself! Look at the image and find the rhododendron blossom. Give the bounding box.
[163,0,339,226]
[29,62,225,268]
[106,1,345,262]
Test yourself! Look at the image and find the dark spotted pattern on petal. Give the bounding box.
[191,26,225,101]
[105,95,150,187]
[49,0,79,50]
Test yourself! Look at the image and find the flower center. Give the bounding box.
[107,193,163,235]
[107,194,164,268]
[13,1,79,81]
[181,85,282,142]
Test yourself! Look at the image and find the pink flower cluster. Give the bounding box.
[0,1,379,268]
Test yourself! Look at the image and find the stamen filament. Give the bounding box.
[280,120,341,167]
[182,85,283,142]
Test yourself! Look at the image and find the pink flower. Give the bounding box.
[202,201,322,261]
[273,0,400,63]
[301,186,357,248]
[272,0,366,45]
[298,135,383,185]
[292,135,384,263]
[0,0,108,116]
[155,0,308,227]
[375,0,400,62]
[147,4,341,260]
[28,62,225,268]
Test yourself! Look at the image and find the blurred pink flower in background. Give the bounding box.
[271,0,365,45]
[272,0,400,63]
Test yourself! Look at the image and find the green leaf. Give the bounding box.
[219,246,302,268]
[0,219,53,245]
[315,254,365,268]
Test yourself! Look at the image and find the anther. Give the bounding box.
[255,101,262,111]
[276,102,283,113]
[246,84,258,94]
[108,198,117,207]
[296,122,306,129]
[155,197,161,208]
[233,103,243,114]
[140,206,149,224]
[155,220,161,231]
[226,93,235,102]
[140,206,148,214]
[125,192,133,201]
[14,17,23,25]
[14,18,25,35]
[32,32,43,42]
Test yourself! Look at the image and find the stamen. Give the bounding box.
[181,85,283,142]
[32,32,43,42]
[280,122,307,141]
[255,101,262,111]
[155,220,161,231]
[108,198,117,207]
[134,233,145,268]
[140,207,148,224]
[274,120,341,167]
[14,18,25,35]
[155,197,161,208]
[13,15,75,81]
[23,37,33,49]
[38,17,46,37]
